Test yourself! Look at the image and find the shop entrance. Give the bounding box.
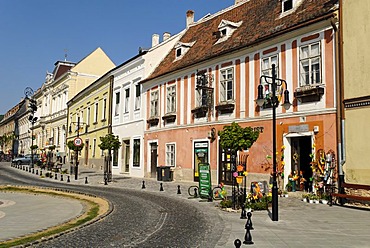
[193,141,209,182]
[150,142,158,178]
[290,136,312,191]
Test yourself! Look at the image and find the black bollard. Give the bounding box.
[67,175,70,182]
[243,216,254,245]
[194,187,198,198]
[177,185,181,194]
[61,175,64,181]
[247,211,254,230]
[142,181,146,189]
[36,169,38,175]
[160,183,164,191]
[26,167,28,172]
[85,177,88,184]
[32,168,34,174]
[240,203,247,219]
[234,239,242,248]
[55,173,58,180]
[40,171,42,176]
[50,173,53,178]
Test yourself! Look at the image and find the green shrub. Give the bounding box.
[219,199,233,208]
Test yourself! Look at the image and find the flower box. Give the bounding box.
[294,86,324,103]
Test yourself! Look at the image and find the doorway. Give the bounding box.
[290,136,312,191]
[150,143,158,178]
[122,140,130,173]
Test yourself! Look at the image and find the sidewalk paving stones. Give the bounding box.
[3,163,370,247]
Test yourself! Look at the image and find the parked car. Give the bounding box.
[12,154,41,166]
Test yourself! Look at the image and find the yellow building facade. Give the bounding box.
[67,73,114,172]
[341,0,370,184]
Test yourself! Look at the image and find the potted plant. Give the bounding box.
[320,193,330,205]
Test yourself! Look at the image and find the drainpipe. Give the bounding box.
[335,2,345,192]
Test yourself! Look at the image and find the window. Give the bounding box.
[115,92,120,116]
[94,102,98,123]
[166,143,175,167]
[133,138,140,167]
[261,55,279,99]
[113,149,118,167]
[166,85,176,113]
[135,84,141,110]
[220,68,234,102]
[282,0,293,12]
[102,98,107,120]
[124,88,130,113]
[87,107,90,126]
[150,91,159,117]
[300,42,321,86]
[176,48,182,57]
[92,138,96,157]
[195,72,211,108]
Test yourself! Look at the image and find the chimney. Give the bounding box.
[152,33,159,47]
[186,10,194,28]
[163,32,171,41]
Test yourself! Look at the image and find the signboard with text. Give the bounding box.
[198,163,211,198]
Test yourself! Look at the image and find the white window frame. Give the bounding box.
[133,138,140,167]
[102,98,107,120]
[219,67,234,103]
[86,107,90,126]
[166,85,176,113]
[115,91,120,116]
[166,143,176,167]
[150,90,159,117]
[282,0,293,12]
[135,84,141,110]
[299,42,321,87]
[94,102,98,123]
[124,88,130,113]
[261,54,279,99]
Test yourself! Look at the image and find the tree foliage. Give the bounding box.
[67,140,84,151]
[98,134,121,151]
[218,122,260,152]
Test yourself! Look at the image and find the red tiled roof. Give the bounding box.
[146,0,337,81]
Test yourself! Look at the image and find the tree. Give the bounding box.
[218,122,260,152]
[98,134,121,183]
[98,134,121,152]
[67,140,84,152]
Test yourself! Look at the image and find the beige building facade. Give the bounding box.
[32,48,115,162]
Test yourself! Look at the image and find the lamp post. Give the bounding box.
[256,64,291,221]
[69,117,86,180]
[28,115,38,167]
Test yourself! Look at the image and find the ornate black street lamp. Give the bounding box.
[25,87,37,168]
[255,64,291,221]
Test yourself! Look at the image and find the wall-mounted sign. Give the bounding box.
[288,124,309,133]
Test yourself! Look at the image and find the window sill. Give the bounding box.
[215,102,235,114]
[147,117,159,126]
[191,106,208,118]
[294,86,324,103]
[162,113,176,123]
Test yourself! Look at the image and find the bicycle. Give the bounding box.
[188,183,226,200]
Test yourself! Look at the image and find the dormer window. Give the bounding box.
[283,0,293,12]
[174,41,195,61]
[280,0,303,16]
[215,20,242,45]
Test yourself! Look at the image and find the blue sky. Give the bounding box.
[0,0,233,114]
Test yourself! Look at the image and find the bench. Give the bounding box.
[331,183,370,205]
